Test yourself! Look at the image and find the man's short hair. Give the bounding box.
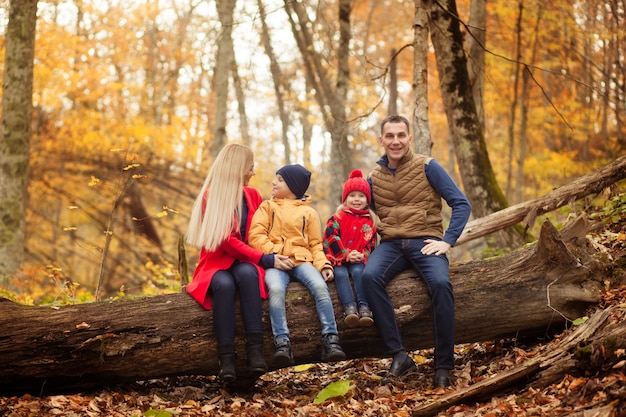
[380,115,410,134]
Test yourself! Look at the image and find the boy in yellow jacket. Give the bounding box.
[249,164,346,368]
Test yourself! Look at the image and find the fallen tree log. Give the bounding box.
[456,154,626,246]
[0,215,611,395]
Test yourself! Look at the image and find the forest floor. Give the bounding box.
[1,210,625,416]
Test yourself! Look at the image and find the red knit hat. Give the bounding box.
[342,169,371,203]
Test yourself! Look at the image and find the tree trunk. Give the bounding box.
[0,0,37,277]
[466,0,486,134]
[257,0,292,164]
[516,12,543,205]
[231,60,251,147]
[388,47,398,116]
[327,0,352,203]
[429,0,519,249]
[211,0,236,159]
[412,0,432,155]
[505,2,523,200]
[0,215,610,395]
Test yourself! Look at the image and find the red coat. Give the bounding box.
[186,186,268,310]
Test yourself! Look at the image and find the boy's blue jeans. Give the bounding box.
[362,238,455,370]
[265,263,339,343]
[333,263,368,309]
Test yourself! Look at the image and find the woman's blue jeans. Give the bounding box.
[265,263,338,343]
[362,238,455,370]
[333,263,368,309]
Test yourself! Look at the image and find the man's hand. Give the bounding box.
[421,239,451,256]
[321,267,334,281]
[273,254,294,270]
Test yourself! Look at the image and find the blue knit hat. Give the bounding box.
[276,164,311,199]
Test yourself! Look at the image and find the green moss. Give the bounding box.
[573,344,592,360]
[602,337,618,349]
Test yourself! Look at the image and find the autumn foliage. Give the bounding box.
[0,0,624,301]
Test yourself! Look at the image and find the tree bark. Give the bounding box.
[211,0,236,159]
[466,0,486,134]
[231,60,251,147]
[388,47,398,117]
[0,215,610,395]
[0,0,37,276]
[412,0,432,155]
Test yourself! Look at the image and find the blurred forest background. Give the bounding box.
[0,0,624,305]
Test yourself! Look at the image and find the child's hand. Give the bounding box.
[321,268,334,281]
[346,250,364,263]
[274,255,294,270]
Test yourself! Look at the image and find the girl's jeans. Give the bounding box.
[333,263,368,309]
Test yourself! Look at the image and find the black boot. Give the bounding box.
[434,368,451,388]
[271,338,294,368]
[246,333,268,374]
[321,333,346,362]
[217,344,237,384]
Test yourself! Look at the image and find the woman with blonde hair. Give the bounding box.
[186,143,291,385]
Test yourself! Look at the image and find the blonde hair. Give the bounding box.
[186,144,254,251]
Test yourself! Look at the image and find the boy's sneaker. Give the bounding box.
[343,305,360,328]
[358,306,374,327]
[321,333,346,362]
[271,338,294,368]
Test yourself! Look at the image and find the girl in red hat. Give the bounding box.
[323,169,378,327]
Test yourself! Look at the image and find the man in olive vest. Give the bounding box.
[363,115,471,388]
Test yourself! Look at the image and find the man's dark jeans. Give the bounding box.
[362,238,455,370]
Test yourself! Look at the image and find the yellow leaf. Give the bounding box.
[88,176,100,186]
[411,353,428,364]
[293,364,314,372]
[123,163,140,171]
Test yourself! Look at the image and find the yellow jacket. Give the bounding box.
[248,196,332,272]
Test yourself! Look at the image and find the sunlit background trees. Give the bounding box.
[0,0,623,303]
